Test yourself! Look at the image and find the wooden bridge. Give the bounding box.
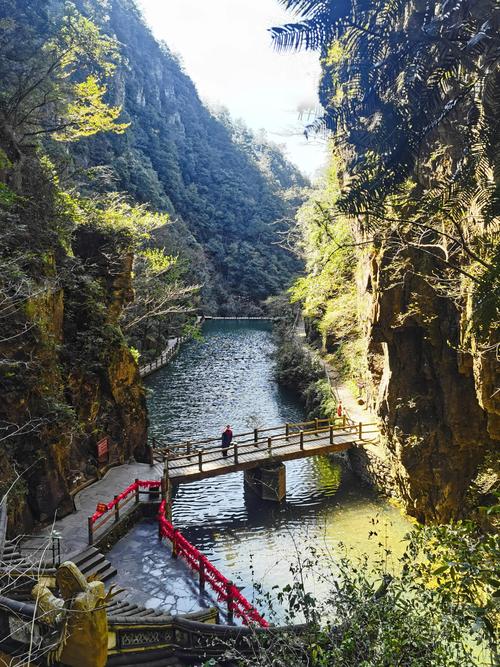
[203,316,280,321]
[151,418,377,486]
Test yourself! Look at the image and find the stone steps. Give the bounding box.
[71,546,117,583]
[106,598,172,621]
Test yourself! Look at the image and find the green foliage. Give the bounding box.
[0,182,17,207]
[223,521,497,666]
[289,156,361,370]
[128,346,140,363]
[0,0,127,144]
[81,196,168,249]
[272,0,499,342]
[406,519,500,654]
[275,338,322,395]
[54,75,129,141]
[61,0,308,312]
[123,243,199,359]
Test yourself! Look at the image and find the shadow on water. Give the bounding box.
[108,320,410,620]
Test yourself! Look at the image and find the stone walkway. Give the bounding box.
[25,461,162,558]
[296,319,388,463]
[139,337,182,378]
[105,519,220,617]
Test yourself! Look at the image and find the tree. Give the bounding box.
[123,246,200,357]
[271,0,499,333]
[0,0,128,148]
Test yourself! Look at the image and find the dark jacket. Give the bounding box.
[222,429,233,446]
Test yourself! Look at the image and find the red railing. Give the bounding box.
[88,479,161,544]
[158,500,269,628]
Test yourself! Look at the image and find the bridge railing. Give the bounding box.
[87,479,161,546]
[7,534,62,569]
[157,500,268,627]
[151,424,286,456]
[164,422,379,474]
[150,417,354,461]
[139,338,184,378]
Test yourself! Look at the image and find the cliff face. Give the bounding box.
[0,148,148,534]
[290,0,499,523]
[355,240,498,522]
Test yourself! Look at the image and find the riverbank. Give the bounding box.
[275,317,400,501]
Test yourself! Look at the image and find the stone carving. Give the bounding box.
[32,561,117,667]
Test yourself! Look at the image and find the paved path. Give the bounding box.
[25,462,161,558]
[296,319,388,463]
[139,337,183,378]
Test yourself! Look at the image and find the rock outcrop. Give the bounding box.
[0,147,148,534]
[355,241,499,522]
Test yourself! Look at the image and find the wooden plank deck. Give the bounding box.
[165,425,372,484]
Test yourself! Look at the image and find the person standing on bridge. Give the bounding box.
[221,425,233,457]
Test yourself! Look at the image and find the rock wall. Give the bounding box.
[355,241,499,522]
[0,148,148,534]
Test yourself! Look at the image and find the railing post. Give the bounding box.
[315,418,319,435]
[330,425,334,444]
[198,450,203,471]
[172,529,178,559]
[343,414,347,428]
[285,423,289,441]
[267,437,272,456]
[148,441,154,466]
[165,477,172,523]
[300,430,304,451]
[226,581,234,624]
[88,517,93,546]
[135,479,140,504]
[234,443,238,464]
[114,496,120,522]
[161,476,167,501]
[358,422,363,440]
[199,556,205,592]
[254,428,258,444]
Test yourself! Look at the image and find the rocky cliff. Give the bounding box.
[0,143,148,534]
[286,0,499,523]
[355,240,498,522]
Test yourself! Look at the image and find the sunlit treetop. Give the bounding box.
[0,1,129,145]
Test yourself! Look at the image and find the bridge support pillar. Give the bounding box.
[244,463,286,502]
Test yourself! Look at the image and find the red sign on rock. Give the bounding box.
[97,437,109,465]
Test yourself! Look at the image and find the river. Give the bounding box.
[108,320,410,622]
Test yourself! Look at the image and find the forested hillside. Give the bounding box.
[274,0,499,522]
[62,0,307,313]
[0,0,305,531]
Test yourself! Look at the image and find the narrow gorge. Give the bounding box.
[0,1,498,666]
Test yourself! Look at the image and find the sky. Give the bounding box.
[137,0,328,179]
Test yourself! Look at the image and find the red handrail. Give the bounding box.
[158,500,269,628]
[90,480,161,524]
